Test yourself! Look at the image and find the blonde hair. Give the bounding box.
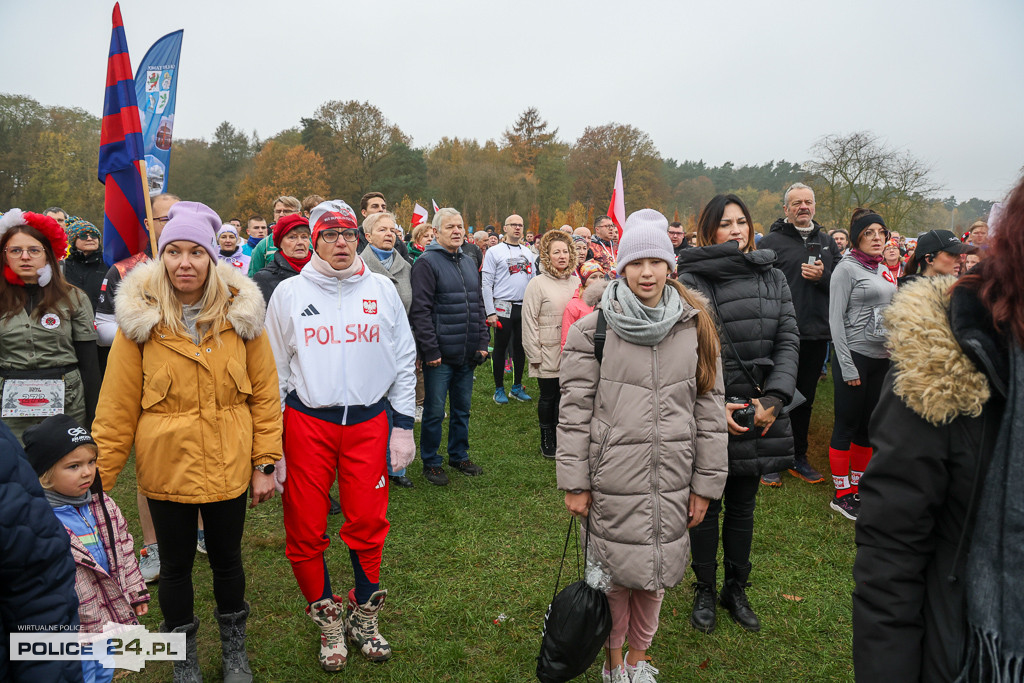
[153,256,233,343]
[38,444,98,490]
[412,223,434,245]
[362,211,397,235]
[667,279,720,395]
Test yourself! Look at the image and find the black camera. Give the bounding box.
[727,397,756,430]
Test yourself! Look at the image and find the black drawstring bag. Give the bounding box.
[536,515,612,682]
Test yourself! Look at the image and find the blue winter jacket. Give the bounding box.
[0,421,84,682]
[409,241,489,366]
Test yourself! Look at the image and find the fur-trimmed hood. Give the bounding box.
[883,275,989,426]
[538,230,577,278]
[114,260,266,343]
[582,277,609,307]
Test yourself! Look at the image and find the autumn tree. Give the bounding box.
[301,100,410,203]
[232,141,329,219]
[567,123,668,213]
[502,107,558,177]
[805,131,942,233]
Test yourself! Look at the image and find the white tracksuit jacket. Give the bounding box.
[265,259,416,422]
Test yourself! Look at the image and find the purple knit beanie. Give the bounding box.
[157,201,220,261]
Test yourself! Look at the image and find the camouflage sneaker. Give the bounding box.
[306,595,348,671]
[344,588,392,662]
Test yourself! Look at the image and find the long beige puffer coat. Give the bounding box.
[557,288,729,591]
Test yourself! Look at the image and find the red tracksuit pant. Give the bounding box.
[282,406,390,603]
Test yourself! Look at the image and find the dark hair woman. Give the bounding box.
[852,177,1024,682]
[827,208,897,521]
[0,210,100,441]
[678,194,800,635]
[93,201,282,682]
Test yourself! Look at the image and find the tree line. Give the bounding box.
[0,93,994,237]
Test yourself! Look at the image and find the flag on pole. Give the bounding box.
[432,199,440,214]
[411,203,428,228]
[607,161,626,242]
[134,29,184,197]
[99,3,148,265]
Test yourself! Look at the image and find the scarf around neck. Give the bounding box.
[850,248,882,270]
[45,489,92,509]
[369,244,395,269]
[280,249,311,273]
[958,342,1024,681]
[600,278,684,347]
[247,235,262,249]
[311,251,364,281]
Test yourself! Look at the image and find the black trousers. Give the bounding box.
[831,351,890,450]
[537,377,560,427]
[789,339,830,461]
[492,303,525,388]
[147,492,247,628]
[689,474,760,571]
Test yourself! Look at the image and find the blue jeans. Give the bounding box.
[420,362,475,468]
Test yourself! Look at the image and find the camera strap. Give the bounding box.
[706,283,765,396]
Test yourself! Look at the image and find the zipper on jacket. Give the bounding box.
[651,344,663,585]
[454,252,472,359]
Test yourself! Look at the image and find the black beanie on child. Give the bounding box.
[21,414,96,476]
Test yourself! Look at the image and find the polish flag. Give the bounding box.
[432,198,440,214]
[411,203,428,227]
[607,161,625,242]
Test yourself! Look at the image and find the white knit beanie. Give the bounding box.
[616,209,676,272]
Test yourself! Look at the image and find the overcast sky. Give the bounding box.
[3,0,1021,202]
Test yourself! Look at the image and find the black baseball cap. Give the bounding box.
[914,230,976,258]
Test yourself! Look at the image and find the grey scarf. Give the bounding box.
[45,489,92,509]
[957,342,1024,682]
[600,279,684,347]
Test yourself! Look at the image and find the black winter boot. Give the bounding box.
[161,615,202,682]
[215,602,253,683]
[690,563,717,633]
[720,562,761,632]
[539,425,557,459]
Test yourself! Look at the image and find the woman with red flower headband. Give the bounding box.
[0,209,101,441]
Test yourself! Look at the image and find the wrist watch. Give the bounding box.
[254,463,275,475]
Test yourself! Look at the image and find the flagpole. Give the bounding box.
[138,160,157,255]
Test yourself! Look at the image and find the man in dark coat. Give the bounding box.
[757,183,842,485]
[0,421,84,683]
[409,208,489,487]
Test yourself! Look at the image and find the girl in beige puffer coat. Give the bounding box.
[557,210,728,683]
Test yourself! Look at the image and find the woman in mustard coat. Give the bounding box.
[93,201,281,683]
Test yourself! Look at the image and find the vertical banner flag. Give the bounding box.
[134,29,183,197]
[607,161,625,242]
[98,3,148,265]
[411,203,428,227]
[432,199,440,214]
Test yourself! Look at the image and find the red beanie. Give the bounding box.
[273,213,310,248]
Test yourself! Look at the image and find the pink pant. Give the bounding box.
[606,584,665,650]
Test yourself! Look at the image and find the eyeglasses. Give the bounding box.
[505,223,524,228]
[153,216,171,224]
[319,229,359,244]
[6,247,45,257]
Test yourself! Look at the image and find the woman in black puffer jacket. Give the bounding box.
[678,194,799,635]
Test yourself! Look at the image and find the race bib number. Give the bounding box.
[2,379,65,418]
[494,299,513,319]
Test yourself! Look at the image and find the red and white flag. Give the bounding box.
[411,203,428,227]
[431,198,440,214]
[607,161,625,242]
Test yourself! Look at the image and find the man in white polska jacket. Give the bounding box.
[264,200,415,672]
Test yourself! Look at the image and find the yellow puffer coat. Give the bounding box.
[94,260,282,504]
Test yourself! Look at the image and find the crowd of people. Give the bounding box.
[0,176,1017,683]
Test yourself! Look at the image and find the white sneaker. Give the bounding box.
[602,665,630,683]
[415,406,423,423]
[629,661,660,683]
[139,543,160,583]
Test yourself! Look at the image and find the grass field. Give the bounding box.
[113,366,853,682]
